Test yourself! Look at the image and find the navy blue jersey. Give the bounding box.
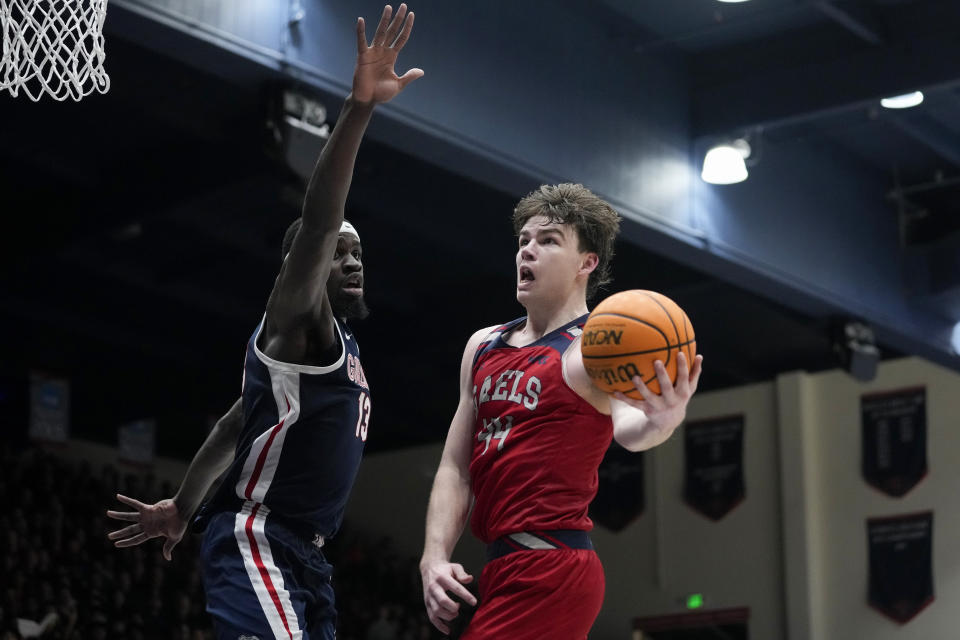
[203,317,371,538]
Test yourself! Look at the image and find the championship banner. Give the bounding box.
[118,418,156,465]
[590,442,644,532]
[867,512,934,624]
[683,415,745,521]
[861,387,927,497]
[28,372,70,443]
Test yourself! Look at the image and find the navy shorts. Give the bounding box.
[199,502,335,640]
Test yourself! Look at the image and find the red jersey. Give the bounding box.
[468,314,613,543]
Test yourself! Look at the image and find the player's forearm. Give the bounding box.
[173,399,243,519]
[612,404,676,452]
[300,97,375,234]
[421,464,471,566]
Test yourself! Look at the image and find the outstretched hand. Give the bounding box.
[353,4,423,104]
[106,494,187,561]
[614,351,703,432]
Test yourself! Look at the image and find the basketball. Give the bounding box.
[581,290,696,398]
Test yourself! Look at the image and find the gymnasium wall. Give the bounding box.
[779,358,959,640]
[345,439,487,572]
[344,382,786,640]
[347,356,959,640]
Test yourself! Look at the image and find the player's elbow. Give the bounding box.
[612,421,654,452]
[612,430,645,452]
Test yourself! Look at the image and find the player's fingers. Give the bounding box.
[674,351,691,395]
[429,585,460,615]
[435,605,459,621]
[431,581,462,610]
[689,355,704,393]
[631,375,660,407]
[162,537,178,562]
[392,10,414,49]
[384,3,407,45]
[105,509,139,522]
[653,360,677,403]
[355,17,368,53]
[452,564,473,584]
[428,614,451,635]
[115,494,148,510]
[438,573,475,605]
[397,68,424,90]
[114,532,149,548]
[107,523,141,540]
[372,5,393,46]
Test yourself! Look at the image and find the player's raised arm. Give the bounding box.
[264,4,423,348]
[420,328,490,634]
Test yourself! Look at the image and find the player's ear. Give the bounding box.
[579,252,599,276]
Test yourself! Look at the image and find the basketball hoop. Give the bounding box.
[1,0,110,101]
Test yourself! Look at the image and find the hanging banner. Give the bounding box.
[867,511,934,624]
[29,372,70,443]
[683,415,745,521]
[861,387,927,497]
[590,443,644,532]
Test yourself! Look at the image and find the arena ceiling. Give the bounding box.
[2,0,958,456]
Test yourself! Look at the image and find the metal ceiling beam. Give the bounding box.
[629,2,816,54]
[887,114,960,169]
[814,2,883,45]
[692,1,960,136]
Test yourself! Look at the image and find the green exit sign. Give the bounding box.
[685,593,704,610]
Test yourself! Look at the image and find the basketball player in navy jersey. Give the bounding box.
[106,6,422,639]
[420,184,704,639]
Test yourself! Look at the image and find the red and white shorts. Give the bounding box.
[462,531,605,640]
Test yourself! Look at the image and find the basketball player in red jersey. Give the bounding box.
[420,183,704,639]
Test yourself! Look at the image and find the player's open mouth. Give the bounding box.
[519,266,535,284]
[343,276,363,296]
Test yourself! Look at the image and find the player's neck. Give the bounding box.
[520,295,588,341]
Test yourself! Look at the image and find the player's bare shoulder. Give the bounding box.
[465,325,499,353]
[562,335,611,415]
[458,325,499,379]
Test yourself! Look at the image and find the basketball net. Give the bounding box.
[0,0,110,101]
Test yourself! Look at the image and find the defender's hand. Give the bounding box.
[353,4,423,104]
[107,494,187,561]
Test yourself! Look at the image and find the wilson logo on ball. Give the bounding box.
[582,329,624,346]
[587,362,642,386]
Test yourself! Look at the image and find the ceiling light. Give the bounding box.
[701,139,750,185]
[880,91,924,109]
[716,0,751,3]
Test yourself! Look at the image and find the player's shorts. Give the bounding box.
[199,501,336,640]
[462,530,604,640]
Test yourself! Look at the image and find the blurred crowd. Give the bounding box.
[0,444,439,640]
